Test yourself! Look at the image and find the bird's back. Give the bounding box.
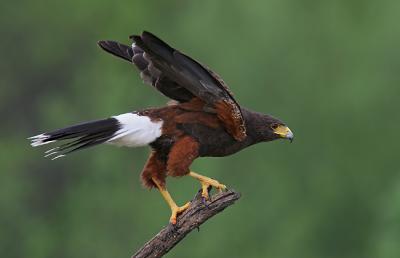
[141,102,253,158]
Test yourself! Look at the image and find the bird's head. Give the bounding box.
[243,109,293,143]
[268,121,294,142]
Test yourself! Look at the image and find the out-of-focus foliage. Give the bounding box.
[1,0,399,257]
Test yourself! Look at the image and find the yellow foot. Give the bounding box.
[151,177,191,225]
[170,202,191,224]
[189,172,227,200]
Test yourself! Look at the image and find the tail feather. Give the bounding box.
[29,112,164,160]
[29,118,120,159]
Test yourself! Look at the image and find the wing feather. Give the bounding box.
[98,32,246,141]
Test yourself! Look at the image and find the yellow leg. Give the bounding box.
[188,171,226,200]
[152,178,190,224]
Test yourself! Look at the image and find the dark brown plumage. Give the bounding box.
[30,31,293,224]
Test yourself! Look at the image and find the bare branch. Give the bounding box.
[132,189,241,258]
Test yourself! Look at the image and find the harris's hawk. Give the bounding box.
[29,31,293,224]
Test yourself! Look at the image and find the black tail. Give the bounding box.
[29,118,120,159]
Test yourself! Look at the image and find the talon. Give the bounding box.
[152,177,191,225]
[201,196,209,208]
[203,178,226,194]
[169,202,190,224]
[189,171,227,198]
[201,184,210,200]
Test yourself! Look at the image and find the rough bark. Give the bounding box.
[132,189,241,258]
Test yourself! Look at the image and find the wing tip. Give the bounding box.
[97,40,108,49]
[97,40,133,62]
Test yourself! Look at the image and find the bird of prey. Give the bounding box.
[29,31,293,224]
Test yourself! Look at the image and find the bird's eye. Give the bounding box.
[271,124,279,130]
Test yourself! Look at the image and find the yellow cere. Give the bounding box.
[273,125,293,138]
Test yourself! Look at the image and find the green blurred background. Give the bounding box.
[1,0,400,257]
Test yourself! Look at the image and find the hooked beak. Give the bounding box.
[273,125,294,143]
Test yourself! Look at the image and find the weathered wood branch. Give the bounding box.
[132,189,241,258]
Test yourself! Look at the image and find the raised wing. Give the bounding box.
[98,39,194,102]
[98,31,246,141]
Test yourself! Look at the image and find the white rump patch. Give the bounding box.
[108,113,163,147]
[28,134,55,147]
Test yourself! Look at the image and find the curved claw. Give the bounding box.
[201,196,209,208]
